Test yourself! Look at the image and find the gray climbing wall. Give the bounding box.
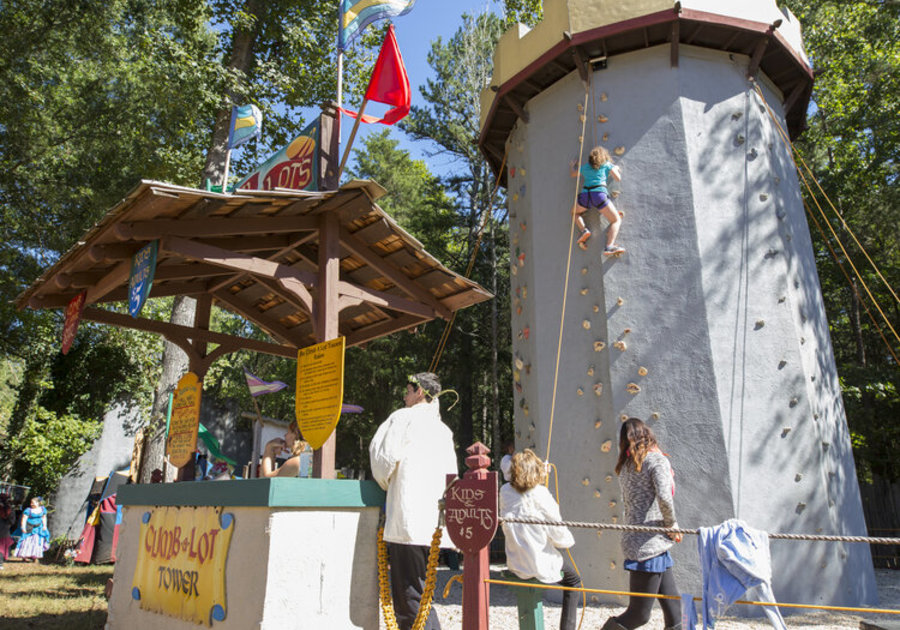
[499,10,877,612]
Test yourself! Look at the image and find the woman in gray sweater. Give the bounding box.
[602,418,682,630]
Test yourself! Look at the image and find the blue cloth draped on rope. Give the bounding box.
[338,0,416,50]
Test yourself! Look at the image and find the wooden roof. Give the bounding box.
[17,180,492,358]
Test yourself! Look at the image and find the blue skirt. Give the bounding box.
[624,551,673,573]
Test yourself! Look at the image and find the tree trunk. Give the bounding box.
[850,277,866,367]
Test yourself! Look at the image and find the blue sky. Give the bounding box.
[335,0,502,177]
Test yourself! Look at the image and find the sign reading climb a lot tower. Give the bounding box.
[296,337,345,450]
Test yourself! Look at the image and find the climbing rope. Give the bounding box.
[499,515,900,545]
[377,524,443,630]
[749,79,900,354]
[429,145,509,373]
[482,578,900,616]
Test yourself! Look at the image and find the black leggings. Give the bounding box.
[615,568,680,629]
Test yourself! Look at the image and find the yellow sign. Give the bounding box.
[131,506,234,626]
[296,337,345,450]
[167,372,202,468]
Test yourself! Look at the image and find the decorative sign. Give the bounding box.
[61,290,87,355]
[296,337,345,450]
[131,506,234,626]
[167,372,202,468]
[444,472,498,554]
[236,119,319,192]
[129,241,158,318]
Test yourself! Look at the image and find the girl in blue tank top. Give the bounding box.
[569,145,624,255]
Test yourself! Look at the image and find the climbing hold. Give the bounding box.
[594,489,602,498]
[523,327,530,340]
[581,266,588,275]
[774,176,781,184]
[610,561,616,570]
[620,414,628,422]
[520,221,527,232]
[776,210,786,220]
[614,146,625,156]
[608,500,616,508]
[597,114,608,123]
[781,427,791,437]
[813,412,819,420]
[778,296,786,303]
[600,92,608,102]
[778,360,787,369]
[587,366,594,376]
[613,341,627,352]
[522,286,527,299]
[577,387,584,396]
[512,193,519,201]
[736,134,745,145]
[578,135,583,143]
[795,473,802,482]
[789,397,799,408]
[605,475,612,483]
[515,382,523,393]
[525,363,532,374]
[511,265,518,276]
[611,516,618,524]
[650,412,660,421]
[638,366,648,376]
[602,132,609,142]
[520,168,526,176]
[821,441,830,452]
[523,405,529,416]
[610,191,619,199]
[786,233,792,242]
[582,319,591,330]
[828,500,835,508]
[626,382,641,395]
[759,193,769,201]
[577,103,584,112]
[800,336,806,345]
[512,234,519,246]
[517,329,523,340]
[591,595,600,603]
[593,383,603,397]
[513,370,520,383]
[731,111,743,120]
[616,297,625,306]
[515,357,524,370]
[518,252,525,266]
[796,502,806,514]
[580,288,589,296]
[600,440,612,452]
[623,328,632,335]
[593,304,600,313]
[516,306,522,315]
[594,420,603,429]
[582,477,590,486]
[755,319,765,329]
[509,167,516,178]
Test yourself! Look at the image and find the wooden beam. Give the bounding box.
[502,94,530,124]
[314,212,340,480]
[670,20,680,67]
[337,280,439,320]
[81,307,298,359]
[338,226,452,320]
[153,263,235,282]
[117,215,319,240]
[211,289,305,348]
[747,35,769,78]
[85,260,131,305]
[572,47,590,84]
[783,81,806,115]
[88,243,142,263]
[344,314,426,347]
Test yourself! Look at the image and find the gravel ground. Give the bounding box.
[384,566,900,630]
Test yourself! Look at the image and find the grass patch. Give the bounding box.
[0,559,112,629]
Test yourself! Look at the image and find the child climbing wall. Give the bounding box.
[570,145,624,255]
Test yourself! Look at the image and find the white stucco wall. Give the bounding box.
[506,43,876,609]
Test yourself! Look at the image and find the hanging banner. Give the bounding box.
[129,241,158,318]
[236,119,319,192]
[61,290,87,355]
[131,506,234,626]
[167,372,202,468]
[296,337,345,450]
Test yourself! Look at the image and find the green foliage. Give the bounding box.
[841,367,900,482]
[502,0,543,28]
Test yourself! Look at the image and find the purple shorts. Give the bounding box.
[577,189,611,210]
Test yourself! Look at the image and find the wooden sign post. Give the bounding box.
[445,442,497,630]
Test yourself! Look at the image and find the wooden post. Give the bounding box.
[312,212,340,479]
[336,99,368,182]
[445,442,497,630]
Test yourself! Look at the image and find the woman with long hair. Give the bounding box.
[260,422,312,478]
[602,418,682,630]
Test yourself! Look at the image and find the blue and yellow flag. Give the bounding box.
[338,0,416,51]
[227,104,262,149]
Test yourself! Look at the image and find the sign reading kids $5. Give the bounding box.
[131,506,234,626]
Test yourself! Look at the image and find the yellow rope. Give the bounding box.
[546,84,591,463]
[377,525,443,630]
[429,146,509,373]
[750,81,900,350]
[484,578,900,615]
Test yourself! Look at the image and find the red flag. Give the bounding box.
[342,25,410,125]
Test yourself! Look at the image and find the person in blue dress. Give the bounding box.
[569,145,625,255]
[15,496,50,562]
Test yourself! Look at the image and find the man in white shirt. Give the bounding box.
[369,372,458,630]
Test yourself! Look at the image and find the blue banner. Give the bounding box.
[129,241,158,318]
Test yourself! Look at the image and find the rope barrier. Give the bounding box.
[483,579,900,616]
[499,516,900,545]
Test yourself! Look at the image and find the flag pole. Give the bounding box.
[220,147,232,192]
[337,50,344,145]
[249,394,264,478]
[337,98,368,181]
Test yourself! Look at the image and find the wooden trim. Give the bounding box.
[670,20,680,67]
[119,215,319,240]
[344,314,425,347]
[81,307,298,359]
[338,226,451,320]
[211,289,305,348]
[502,94,530,123]
[337,280,439,320]
[85,260,131,305]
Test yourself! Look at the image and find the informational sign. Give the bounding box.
[61,290,87,355]
[236,119,319,192]
[296,337,345,450]
[167,372,202,468]
[131,506,234,626]
[444,473,498,555]
[129,240,158,318]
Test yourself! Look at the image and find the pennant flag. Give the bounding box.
[340,25,410,125]
[61,291,87,355]
[339,0,416,51]
[243,367,288,397]
[341,403,364,413]
[128,241,157,318]
[228,104,263,149]
[236,119,319,192]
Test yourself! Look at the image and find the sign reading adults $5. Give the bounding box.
[131,506,234,626]
[129,241,158,318]
[444,473,498,554]
[296,337,345,450]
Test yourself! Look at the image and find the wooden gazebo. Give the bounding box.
[17,179,492,475]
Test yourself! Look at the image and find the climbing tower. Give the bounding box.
[481,0,877,609]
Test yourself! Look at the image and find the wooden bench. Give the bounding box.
[500,570,546,630]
